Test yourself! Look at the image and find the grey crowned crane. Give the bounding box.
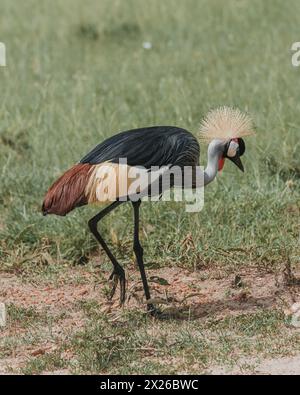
[42,107,254,315]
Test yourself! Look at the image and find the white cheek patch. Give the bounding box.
[227,141,239,158]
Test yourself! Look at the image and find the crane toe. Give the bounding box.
[107,268,126,305]
[147,304,163,318]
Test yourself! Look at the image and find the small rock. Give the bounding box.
[0,303,6,327]
[290,303,300,328]
[142,41,152,50]
[291,302,300,314]
[284,302,300,328]
[291,313,300,328]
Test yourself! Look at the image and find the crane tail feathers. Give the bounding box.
[42,164,92,216]
[42,162,152,216]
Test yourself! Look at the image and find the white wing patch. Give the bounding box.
[85,162,169,203]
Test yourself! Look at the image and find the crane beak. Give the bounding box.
[228,154,244,172]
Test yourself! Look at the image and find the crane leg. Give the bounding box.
[132,201,161,316]
[88,200,126,304]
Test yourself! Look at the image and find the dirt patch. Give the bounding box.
[1,265,299,374]
[127,265,300,319]
[0,271,101,314]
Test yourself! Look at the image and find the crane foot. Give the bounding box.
[147,304,162,318]
[108,268,126,305]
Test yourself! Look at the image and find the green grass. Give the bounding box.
[0,0,299,271]
[6,304,48,327]
[0,0,300,374]
[0,304,60,363]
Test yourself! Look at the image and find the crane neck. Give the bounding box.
[204,140,223,186]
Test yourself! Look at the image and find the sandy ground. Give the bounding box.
[210,355,300,375]
[1,264,300,374]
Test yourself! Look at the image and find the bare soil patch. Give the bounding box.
[1,264,299,374]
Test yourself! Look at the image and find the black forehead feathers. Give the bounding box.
[238,138,245,156]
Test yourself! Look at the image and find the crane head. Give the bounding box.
[200,106,254,174]
[218,138,245,172]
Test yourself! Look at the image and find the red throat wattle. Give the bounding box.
[218,157,225,171]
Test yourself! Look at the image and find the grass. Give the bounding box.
[6,304,48,327]
[16,308,300,375]
[0,0,299,271]
[0,0,299,374]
